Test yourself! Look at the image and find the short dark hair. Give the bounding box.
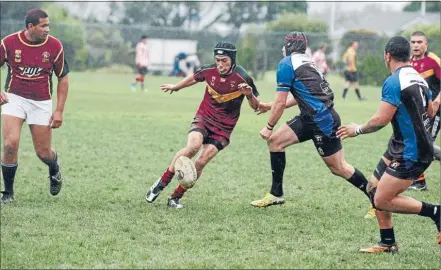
[25,9,48,28]
[411,31,426,38]
[385,36,410,62]
[141,35,148,40]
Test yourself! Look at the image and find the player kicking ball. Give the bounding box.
[145,42,260,208]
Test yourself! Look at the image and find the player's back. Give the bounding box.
[386,66,433,162]
[277,54,334,116]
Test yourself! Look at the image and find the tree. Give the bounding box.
[403,1,441,12]
[121,2,200,27]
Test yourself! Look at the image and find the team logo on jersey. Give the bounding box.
[220,78,226,83]
[15,50,21,62]
[230,81,236,89]
[19,67,43,77]
[211,76,216,86]
[42,51,50,63]
[390,161,400,169]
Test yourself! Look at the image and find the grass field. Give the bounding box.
[1,70,440,269]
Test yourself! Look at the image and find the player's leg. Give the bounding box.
[409,108,440,190]
[352,76,365,101]
[130,68,142,91]
[29,125,62,196]
[146,130,204,203]
[251,116,305,207]
[342,72,350,99]
[168,140,224,208]
[140,67,148,92]
[1,115,25,203]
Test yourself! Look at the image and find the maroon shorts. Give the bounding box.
[189,117,230,151]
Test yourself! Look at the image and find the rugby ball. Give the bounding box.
[174,156,197,189]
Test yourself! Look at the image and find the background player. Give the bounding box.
[130,35,149,92]
[0,9,69,203]
[145,42,260,208]
[342,41,365,101]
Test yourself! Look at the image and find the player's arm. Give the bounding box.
[50,43,70,128]
[257,95,297,115]
[337,78,399,140]
[348,53,356,70]
[0,40,7,67]
[160,73,197,94]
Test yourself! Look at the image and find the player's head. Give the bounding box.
[283,31,307,56]
[320,44,327,51]
[214,41,236,75]
[140,35,148,44]
[410,31,428,58]
[384,36,410,70]
[25,9,50,41]
[350,41,359,50]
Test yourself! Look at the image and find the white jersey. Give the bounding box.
[135,42,148,67]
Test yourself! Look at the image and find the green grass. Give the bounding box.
[1,71,440,269]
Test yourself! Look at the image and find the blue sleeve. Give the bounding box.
[428,89,433,100]
[381,77,401,107]
[276,63,294,92]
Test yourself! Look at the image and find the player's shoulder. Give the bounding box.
[278,55,292,66]
[383,70,401,88]
[1,31,20,45]
[427,52,440,66]
[234,64,253,80]
[196,63,216,73]
[47,35,63,49]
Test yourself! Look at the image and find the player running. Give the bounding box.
[145,42,260,208]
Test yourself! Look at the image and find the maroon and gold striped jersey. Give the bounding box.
[410,52,440,99]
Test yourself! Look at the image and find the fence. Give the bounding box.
[0,20,400,84]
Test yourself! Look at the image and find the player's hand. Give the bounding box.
[336,123,358,140]
[260,127,273,141]
[255,102,271,115]
[50,110,63,129]
[238,83,252,97]
[160,84,179,94]
[0,91,8,105]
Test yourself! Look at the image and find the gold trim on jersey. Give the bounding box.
[15,75,44,80]
[48,76,51,98]
[56,49,65,77]
[18,31,49,47]
[428,52,441,66]
[420,69,434,79]
[1,41,7,60]
[207,84,241,103]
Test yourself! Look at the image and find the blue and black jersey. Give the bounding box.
[383,66,433,163]
[276,54,336,136]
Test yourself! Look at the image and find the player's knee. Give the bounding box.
[267,137,283,151]
[35,148,51,161]
[3,142,19,157]
[194,158,207,171]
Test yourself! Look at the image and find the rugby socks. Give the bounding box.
[141,83,145,90]
[342,88,348,99]
[161,168,175,187]
[270,152,286,197]
[418,202,440,224]
[170,185,187,199]
[1,163,17,195]
[346,168,369,197]
[355,88,362,99]
[416,173,425,182]
[41,151,59,176]
[380,228,396,245]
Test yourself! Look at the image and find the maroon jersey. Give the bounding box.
[192,64,259,139]
[410,52,440,99]
[0,30,69,101]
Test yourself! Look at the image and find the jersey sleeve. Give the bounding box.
[244,74,259,97]
[276,63,294,92]
[428,89,433,100]
[0,39,7,66]
[381,76,401,107]
[53,41,69,78]
[429,53,440,79]
[193,64,213,82]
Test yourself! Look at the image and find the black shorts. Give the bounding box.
[344,71,358,82]
[137,66,148,75]
[373,152,431,181]
[429,108,440,140]
[287,108,342,157]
